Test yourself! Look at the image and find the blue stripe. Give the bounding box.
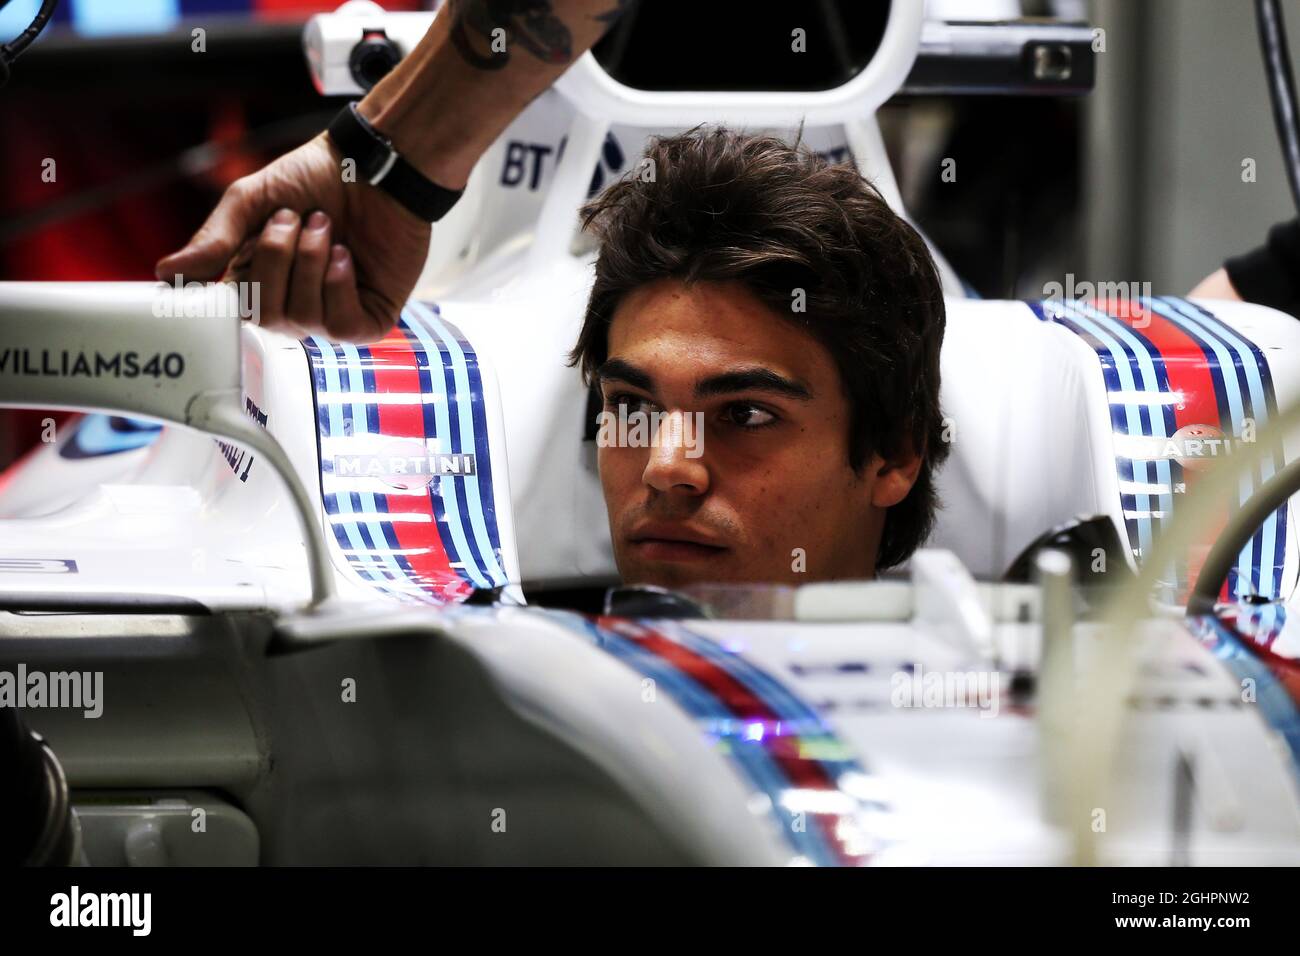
[1073,301,1188,589]
[1030,301,1144,553]
[405,303,507,587]
[1144,298,1258,593]
[396,309,493,589]
[659,622,862,784]
[1134,297,1243,594]
[1045,300,1162,561]
[1036,302,1146,543]
[333,341,411,590]
[392,319,474,589]
[350,488,410,584]
[1160,297,1287,598]
[355,344,382,436]
[61,415,162,459]
[396,308,485,588]
[181,0,253,15]
[1192,614,1300,775]
[573,616,840,864]
[428,307,505,556]
[304,342,412,600]
[307,338,404,597]
[1034,297,1290,601]
[1144,297,1278,597]
[311,340,346,453]
[410,301,508,584]
[1070,300,1179,567]
[295,305,514,598]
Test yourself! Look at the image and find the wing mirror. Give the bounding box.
[0,281,335,607]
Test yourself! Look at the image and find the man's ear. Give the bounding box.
[869,439,924,509]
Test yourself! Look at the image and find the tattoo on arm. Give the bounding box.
[448,0,574,71]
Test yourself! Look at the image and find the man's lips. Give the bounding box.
[628,538,728,561]
[627,525,728,562]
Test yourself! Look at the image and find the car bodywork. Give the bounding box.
[2,0,1299,866]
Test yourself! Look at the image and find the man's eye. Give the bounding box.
[723,402,777,429]
[605,392,657,415]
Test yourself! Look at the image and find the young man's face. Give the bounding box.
[597,278,923,590]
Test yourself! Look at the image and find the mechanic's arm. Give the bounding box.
[1189,217,1300,315]
[156,0,630,342]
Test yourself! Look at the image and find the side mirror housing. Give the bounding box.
[0,282,335,607]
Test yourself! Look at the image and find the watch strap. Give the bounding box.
[327,102,463,223]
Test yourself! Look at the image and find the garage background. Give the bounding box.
[1,0,1298,470]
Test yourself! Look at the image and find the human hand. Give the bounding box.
[155,132,431,342]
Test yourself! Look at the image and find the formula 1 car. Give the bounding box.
[2,0,1300,867]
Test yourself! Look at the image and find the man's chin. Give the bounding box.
[618,562,716,592]
[616,550,785,592]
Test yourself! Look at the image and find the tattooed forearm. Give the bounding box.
[448,0,574,71]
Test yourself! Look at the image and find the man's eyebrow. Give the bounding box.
[595,358,654,391]
[695,368,814,401]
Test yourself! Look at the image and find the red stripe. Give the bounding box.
[1215,611,1300,708]
[1104,300,1232,601]
[253,0,426,16]
[1112,301,1218,427]
[366,328,468,601]
[370,326,426,438]
[604,618,863,863]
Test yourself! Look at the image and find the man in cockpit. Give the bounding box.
[157,0,948,590]
[573,127,949,588]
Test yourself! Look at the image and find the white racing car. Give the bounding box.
[2,0,1299,867]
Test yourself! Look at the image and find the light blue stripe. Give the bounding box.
[1165,298,1273,434]
[1201,616,1300,771]
[325,343,395,582]
[1141,298,1259,594]
[409,301,509,585]
[73,0,178,36]
[1050,300,1157,560]
[313,340,394,588]
[1071,300,1178,548]
[664,622,823,724]
[337,342,414,591]
[1248,602,1281,639]
[1157,297,1278,595]
[574,616,836,864]
[310,337,348,452]
[662,622,862,785]
[399,307,493,589]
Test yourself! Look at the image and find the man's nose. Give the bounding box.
[642,410,708,495]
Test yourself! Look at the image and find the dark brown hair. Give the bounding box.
[570,126,948,570]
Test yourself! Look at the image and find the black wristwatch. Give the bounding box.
[327,102,464,223]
